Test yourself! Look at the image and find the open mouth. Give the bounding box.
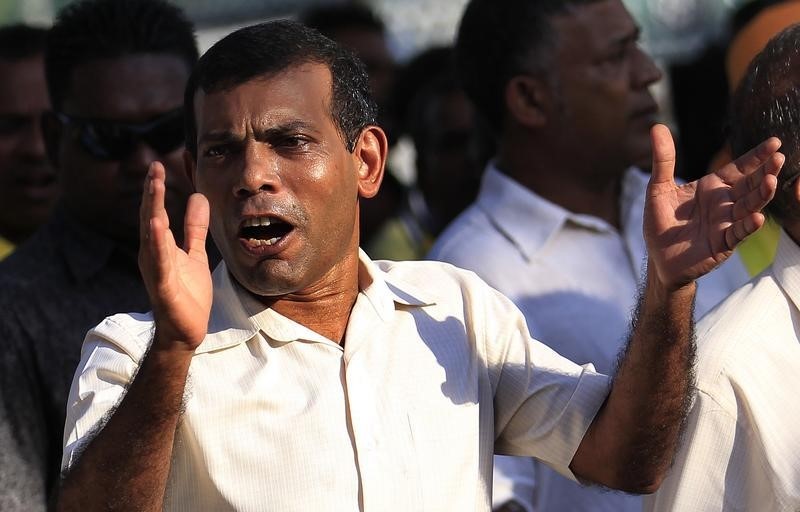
[239,216,293,247]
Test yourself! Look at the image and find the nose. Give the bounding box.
[121,141,160,177]
[632,46,663,89]
[234,142,281,198]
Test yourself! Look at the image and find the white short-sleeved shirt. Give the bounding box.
[62,251,610,512]
[646,229,800,512]
[428,164,749,512]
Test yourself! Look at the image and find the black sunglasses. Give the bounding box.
[55,107,185,161]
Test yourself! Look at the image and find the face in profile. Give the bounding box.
[548,0,662,174]
[51,53,193,249]
[0,54,58,243]
[190,62,383,298]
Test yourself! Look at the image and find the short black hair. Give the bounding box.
[0,24,47,60]
[456,0,601,131]
[730,23,800,222]
[45,0,198,110]
[300,3,386,38]
[184,19,376,157]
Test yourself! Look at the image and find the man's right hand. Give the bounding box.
[138,161,212,351]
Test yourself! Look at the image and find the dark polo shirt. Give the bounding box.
[0,211,149,511]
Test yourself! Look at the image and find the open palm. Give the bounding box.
[644,124,783,289]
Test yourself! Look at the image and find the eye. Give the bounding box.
[274,134,310,149]
[203,144,234,158]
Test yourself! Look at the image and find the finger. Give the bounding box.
[149,213,177,286]
[716,137,782,185]
[725,212,765,251]
[139,162,169,242]
[731,151,785,200]
[649,124,676,186]
[731,164,780,221]
[183,193,210,258]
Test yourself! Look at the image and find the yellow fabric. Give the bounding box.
[718,2,800,275]
[726,1,800,90]
[365,216,433,261]
[736,217,782,277]
[0,235,14,261]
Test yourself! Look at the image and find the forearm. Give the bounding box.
[572,262,696,492]
[57,332,194,512]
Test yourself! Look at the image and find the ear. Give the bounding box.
[183,149,197,191]
[41,111,62,168]
[504,75,551,128]
[354,125,388,199]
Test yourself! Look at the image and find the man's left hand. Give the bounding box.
[644,123,783,290]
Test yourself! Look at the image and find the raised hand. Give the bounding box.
[644,124,784,289]
[138,161,212,350]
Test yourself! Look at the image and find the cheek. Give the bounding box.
[0,137,19,163]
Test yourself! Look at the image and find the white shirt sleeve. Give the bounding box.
[61,317,149,472]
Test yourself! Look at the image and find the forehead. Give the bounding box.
[193,63,335,133]
[551,0,637,56]
[0,56,48,114]
[63,53,189,121]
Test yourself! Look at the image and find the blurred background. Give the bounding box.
[0,0,757,183]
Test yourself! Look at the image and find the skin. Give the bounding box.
[56,60,783,509]
[499,0,662,228]
[0,55,58,244]
[46,54,194,252]
[570,124,784,490]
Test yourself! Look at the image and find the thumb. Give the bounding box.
[650,123,676,187]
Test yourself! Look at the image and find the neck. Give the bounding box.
[496,142,624,228]
[259,256,361,345]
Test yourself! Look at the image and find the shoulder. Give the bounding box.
[428,205,515,273]
[0,233,62,290]
[376,258,491,296]
[694,270,792,395]
[86,312,155,362]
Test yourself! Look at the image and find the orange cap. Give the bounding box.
[726,1,800,90]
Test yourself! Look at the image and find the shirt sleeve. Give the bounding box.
[61,322,145,472]
[482,285,611,483]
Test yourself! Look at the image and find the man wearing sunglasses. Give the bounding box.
[0,25,56,262]
[0,0,198,510]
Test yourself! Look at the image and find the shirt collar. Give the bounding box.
[475,163,646,261]
[772,228,800,312]
[195,250,434,354]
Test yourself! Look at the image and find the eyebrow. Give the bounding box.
[198,120,318,145]
[256,120,318,141]
[610,26,641,47]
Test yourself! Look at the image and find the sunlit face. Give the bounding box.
[191,63,366,299]
[548,0,662,175]
[0,55,57,242]
[56,54,192,248]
